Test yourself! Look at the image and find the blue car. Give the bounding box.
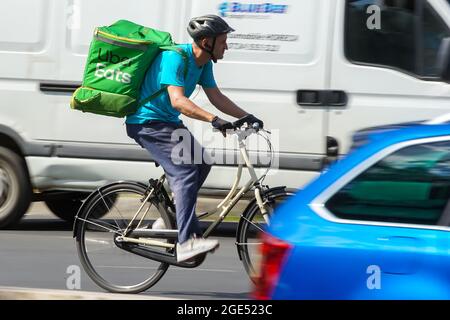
[254,120,450,300]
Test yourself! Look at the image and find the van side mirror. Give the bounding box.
[437,37,450,82]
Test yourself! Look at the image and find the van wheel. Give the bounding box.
[45,193,117,223]
[0,146,32,228]
[45,198,83,223]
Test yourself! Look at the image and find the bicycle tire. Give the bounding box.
[237,189,294,282]
[75,182,174,294]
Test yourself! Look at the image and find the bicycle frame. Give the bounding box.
[200,128,269,238]
[118,128,271,249]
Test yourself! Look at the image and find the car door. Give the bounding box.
[324,137,450,298]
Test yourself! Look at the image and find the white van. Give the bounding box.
[0,0,449,227]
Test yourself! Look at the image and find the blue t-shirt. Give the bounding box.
[126,43,217,124]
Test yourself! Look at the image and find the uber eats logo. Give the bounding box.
[94,48,132,84]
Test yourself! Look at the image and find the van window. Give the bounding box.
[325,140,450,225]
[0,0,48,52]
[345,0,450,79]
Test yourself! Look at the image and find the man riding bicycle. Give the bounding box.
[125,15,264,262]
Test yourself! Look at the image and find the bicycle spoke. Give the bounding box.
[240,215,266,233]
[238,191,293,283]
[76,183,172,294]
[98,189,124,230]
[77,217,121,234]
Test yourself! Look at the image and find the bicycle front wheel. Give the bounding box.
[75,182,174,294]
[237,189,293,282]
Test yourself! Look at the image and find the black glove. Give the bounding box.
[245,114,264,129]
[211,116,233,136]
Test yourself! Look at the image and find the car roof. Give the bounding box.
[326,122,450,197]
[352,119,450,149]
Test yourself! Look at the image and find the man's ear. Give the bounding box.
[201,38,212,50]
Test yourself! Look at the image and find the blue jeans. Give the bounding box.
[126,122,211,243]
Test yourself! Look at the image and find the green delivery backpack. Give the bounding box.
[71,20,187,118]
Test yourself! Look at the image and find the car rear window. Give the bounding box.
[326,140,450,225]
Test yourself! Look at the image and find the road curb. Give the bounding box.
[0,286,179,300]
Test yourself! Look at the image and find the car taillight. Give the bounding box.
[252,233,292,300]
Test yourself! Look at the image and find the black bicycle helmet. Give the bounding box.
[187,15,234,63]
[187,14,235,41]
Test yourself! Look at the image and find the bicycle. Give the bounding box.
[73,116,293,294]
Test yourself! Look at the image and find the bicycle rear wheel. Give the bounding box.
[75,182,174,294]
[237,189,293,282]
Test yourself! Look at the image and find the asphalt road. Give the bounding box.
[0,203,253,300]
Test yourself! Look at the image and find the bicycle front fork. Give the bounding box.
[255,186,270,224]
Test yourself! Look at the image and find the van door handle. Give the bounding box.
[296,90,322,106]
[40,83,81,94]
[297,90,348,107]
[326,90,348,107]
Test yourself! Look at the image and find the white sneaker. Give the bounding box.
[151,217,166,230]
[176,237,219,262]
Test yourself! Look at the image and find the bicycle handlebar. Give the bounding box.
[231,115,269,133]
[212,115,270,135]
